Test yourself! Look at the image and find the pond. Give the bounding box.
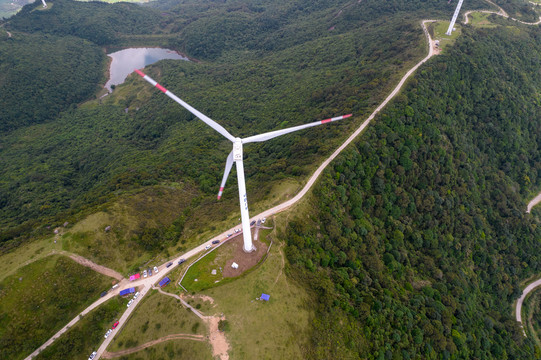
[105,48,188,92]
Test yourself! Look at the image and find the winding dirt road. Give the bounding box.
[464,0,541,25]
[515,278,541,335]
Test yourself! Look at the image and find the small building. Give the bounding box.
[435,40,440,47]
[119,287,135,296]
[260,293,270,301]
[231,262,239,269]
[159,277,171,287]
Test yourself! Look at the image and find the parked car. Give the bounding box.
[88,351,97,360]
[148,268,152,276]
[153,266,159,273]
[227,233,232,237]
[261,217,266,223]
[134,292,140,299]
[112,321,119,329]
[250,220,256,226]
[143,270,147,278]
[166,262,173,268]
[178,259,186,265]
[212,240,220,244]
[127,299,134,307]
[100,291,107,298]
[205,244,211,250]
[104,329,112,339]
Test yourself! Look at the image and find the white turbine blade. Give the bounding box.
[242,114,352,144]
[235,158,254,252]
[217,151,234,200]
[134,69,235,142]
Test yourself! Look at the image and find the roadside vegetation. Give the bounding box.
[0,255,113,360]
[108,289,209,353]
[35,296,128,360]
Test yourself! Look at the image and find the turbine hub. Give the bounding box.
[233,139,243,161]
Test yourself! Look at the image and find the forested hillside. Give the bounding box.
[1,0,489,250]
[284,24,541,359]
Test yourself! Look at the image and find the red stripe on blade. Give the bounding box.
[219,187,225,191]
[321,119,332,124]
[155,83,167,93]
[134,69,145,77]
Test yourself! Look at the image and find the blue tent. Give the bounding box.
[261,293,270,301]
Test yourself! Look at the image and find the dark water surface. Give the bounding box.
[105,48,188,91]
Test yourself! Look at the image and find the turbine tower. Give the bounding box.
[135,69,352,252]
[41,0,47,8]
[446,0,464,35]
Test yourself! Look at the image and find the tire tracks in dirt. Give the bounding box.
[101,333,205,359]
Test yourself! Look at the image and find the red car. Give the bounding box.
[112,321,119,329]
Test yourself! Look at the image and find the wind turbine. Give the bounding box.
[135,69,352,252]
[41,0,47,8]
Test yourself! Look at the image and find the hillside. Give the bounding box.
[1,0,541,359]
[1,0,486,253]
[284,23,541,359]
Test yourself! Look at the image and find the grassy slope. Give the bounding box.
[203,228,312,360]
[108,289,210,353]
[35,296,129,360]
[0,255,113,360]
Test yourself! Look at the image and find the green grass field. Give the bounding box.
[0,255,113,360]
[202,227,313,360]
[431,20,462,53]
[108,289,210,353]
[114,339,213,360]
[35,296,128,360]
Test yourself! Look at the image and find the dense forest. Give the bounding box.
[284,24,541,359]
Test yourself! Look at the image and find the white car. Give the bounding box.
[88,351,97,360]
[261,218,266,224]
[104,329,112,339]
[134,292,140,299]
[127,299,134,307]
[205,244,211,250]
[143,270,147,278]
[153,266,159,273]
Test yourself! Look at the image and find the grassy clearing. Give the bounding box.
[114,339,213,360]
[108,289,209,353]
[0,234,62,283]
[431,20,462,52]
[469,12,499,28]
[203,227,313,359]
[35,296,128,360]
[0,255,113,360]
[181,242,236,292]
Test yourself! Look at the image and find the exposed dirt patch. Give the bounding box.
[63,252,124,281]
[222,236,268,278]
[208,316,230,360]
[101,333,205,359]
